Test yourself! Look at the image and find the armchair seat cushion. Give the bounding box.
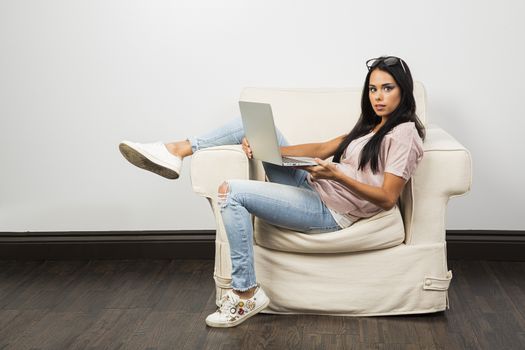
[253,206,405,254]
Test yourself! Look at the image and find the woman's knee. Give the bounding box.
[217,180,250,209]
[218,181,229,195]
[218,181,230,209]
[218,179,247,195]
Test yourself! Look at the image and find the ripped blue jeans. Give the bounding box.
[188,117,342,292]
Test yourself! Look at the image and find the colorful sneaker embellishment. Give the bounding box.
[246,300,256,311]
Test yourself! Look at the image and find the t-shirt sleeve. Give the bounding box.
[383,125,424,180]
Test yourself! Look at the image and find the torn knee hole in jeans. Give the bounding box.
[218,182,230,209]
[218,193,229,209]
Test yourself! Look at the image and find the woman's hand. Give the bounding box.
[242,137,253,159]
[301,158,341,180]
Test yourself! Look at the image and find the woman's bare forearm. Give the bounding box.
[280,143,324,158]
[281,134,347,159]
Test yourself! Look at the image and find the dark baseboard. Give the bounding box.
[0,231,216,260]
[446,230,525,261]
[0,230,524,261]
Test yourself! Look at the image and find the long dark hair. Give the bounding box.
[332,57,425,173]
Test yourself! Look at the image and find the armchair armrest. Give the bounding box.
[190,145,251,199]
[403,125,472,245]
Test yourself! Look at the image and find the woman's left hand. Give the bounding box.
[301,158,341,181]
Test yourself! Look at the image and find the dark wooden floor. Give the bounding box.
[0,259,524,350]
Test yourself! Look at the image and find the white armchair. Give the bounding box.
[190,82,472,316]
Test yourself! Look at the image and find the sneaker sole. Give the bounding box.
[119,142,180,180]
[205,297,270,328]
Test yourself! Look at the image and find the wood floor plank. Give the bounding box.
[184,288,230,350]
[376,316,418,344]
[452,260,522,349]
[0,261,48,309]
[0,309,49,349]
[485,262,525,323]
[123,311,201,350]
[2,261,89,311]
[241,313,301,349]
[67,308,149,350]
[299,314,346,335]
[200,325,247,350]
[10,311,93,350]
[151,260,213,312]
[358,318,383,343]
[0,261,45,303]
[403,316,435,348]
[342,316,360,335]
[301,333,345,350]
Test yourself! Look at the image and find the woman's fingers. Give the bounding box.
[242,137,253,159]
[304,162,339,180]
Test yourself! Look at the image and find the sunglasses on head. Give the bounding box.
[366,56,407,74]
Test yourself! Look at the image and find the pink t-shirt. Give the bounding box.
[307,122,424,220]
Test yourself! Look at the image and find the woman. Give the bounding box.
[119,56,425,328]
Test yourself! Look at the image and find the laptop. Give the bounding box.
[239,101,318,166]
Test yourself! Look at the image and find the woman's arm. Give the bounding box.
[335,171,406,210]
[280,134,347,159]
[304,159,406,211]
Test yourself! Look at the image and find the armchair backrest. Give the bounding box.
[239,82,428,241]
[239,82,427,145]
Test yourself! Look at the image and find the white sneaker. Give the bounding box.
[119,141,182,179]
[205,284,270,328]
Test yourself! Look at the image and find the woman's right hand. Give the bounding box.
[242,137,253,159]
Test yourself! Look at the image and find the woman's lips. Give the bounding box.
[375,104,386,110]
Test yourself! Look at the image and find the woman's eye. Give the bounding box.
[369,87,376,92]
[384,86,394,92]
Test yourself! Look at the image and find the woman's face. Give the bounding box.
[368,68,401,118]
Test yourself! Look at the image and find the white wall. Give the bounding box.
[1,0,524,232]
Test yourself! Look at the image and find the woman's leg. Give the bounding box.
[164,117,245,158]
[167,116,310,187]
[165,117,250,158]
[188,117,246,154]
[122,117,259,179]
[120,115,314,183]
[218,179,341,296]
